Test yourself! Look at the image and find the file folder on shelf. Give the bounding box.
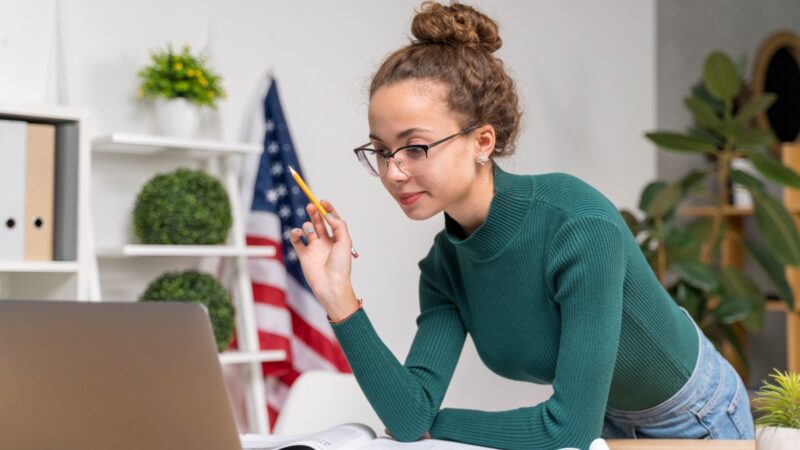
[0,120,28,261]
[24,123,56,261]
[54,122,79,262]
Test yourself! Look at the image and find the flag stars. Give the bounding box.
[275,184,287,198]
[279,205,291,218]
[265,189,279,204]
[282,227,292,241]
[271,162,284,176]
[291,186,300,195]
[265,120,275,132]
[267,141,279,155]
[295,207,306,218]
[282,143,292,152]
[286,249,298,261]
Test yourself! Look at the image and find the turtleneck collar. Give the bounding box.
[443,163,535,260]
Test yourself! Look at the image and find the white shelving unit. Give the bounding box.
[95,244,276,258]
[0,104,92,300]
[91,133,284,434]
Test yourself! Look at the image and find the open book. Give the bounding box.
[240,423,610,450]
[240,423,492,450]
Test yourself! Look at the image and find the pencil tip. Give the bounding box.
[288,165,296,174]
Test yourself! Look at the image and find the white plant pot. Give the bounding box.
[731,157,757,208]
[756,426,800,449]
[154,98,200,138]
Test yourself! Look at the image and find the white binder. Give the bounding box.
[0,120,28,261]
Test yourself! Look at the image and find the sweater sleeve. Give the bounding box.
[429,216,626,450]
[330,251,467,442]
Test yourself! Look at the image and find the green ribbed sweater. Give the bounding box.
[331,163,698,450]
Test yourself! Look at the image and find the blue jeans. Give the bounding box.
[602,310,755,440]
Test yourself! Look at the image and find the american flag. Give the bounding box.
[245,78,351,429]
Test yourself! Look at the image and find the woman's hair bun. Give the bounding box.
[411,1,502,53]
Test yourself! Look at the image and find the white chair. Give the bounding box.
[272,370,384,436]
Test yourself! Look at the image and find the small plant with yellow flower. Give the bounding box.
[137,44,225,108]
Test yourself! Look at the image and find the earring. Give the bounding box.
[475,154,490,166]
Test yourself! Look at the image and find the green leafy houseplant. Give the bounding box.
[140,270,235,352]
[133,168,232,245]
[621,50,800,372]
[755,369,800,429]
[137,44,226,108]
[754,369,800,450]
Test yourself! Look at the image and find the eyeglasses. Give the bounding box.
[353,124,480,177]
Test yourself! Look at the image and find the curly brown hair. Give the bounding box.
[370,1,522,156]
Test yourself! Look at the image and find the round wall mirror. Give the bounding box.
[752,31,800,157]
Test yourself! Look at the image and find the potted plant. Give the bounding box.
[140,270,236,352]
[620,50,800,375]
[753,369,800,449]
[132,168,232,245]
[137,44,226,138]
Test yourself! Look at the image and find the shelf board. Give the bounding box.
[92,133,262,157]
[218,350,286,365]
[0,261,79,273]
[680,204,800,218]
[95,245,276,258]
[0,103,87,122]
[766,298,793,312]
[679,205,754,218]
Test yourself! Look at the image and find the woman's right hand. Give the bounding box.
[288,200,359,318]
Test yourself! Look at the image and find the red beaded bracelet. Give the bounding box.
[327,298,364,324]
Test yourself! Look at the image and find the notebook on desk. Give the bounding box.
[0,300,243,450]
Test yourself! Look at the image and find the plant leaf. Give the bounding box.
[673,260,719,293]
[718,266,762,298]
[729,168,766,192]
[685,96,722,128]
[734,93,777,124]
[743,238,795,310]
[646,132,719,155]
[741,149,800,189]
[734,129,776,151]
[619,209,639,235]
[718,322,750,371]
[750,189,800,266]
[647,182,683,218]
[704,51,742,102]
[687,127,724,148]
[639,181,667,212]
[676,282,704,319]
[679,170,710,191]
[742,302,765,332]
[717,267,765,331]
[691,83,726,114]
[715,294,757,324]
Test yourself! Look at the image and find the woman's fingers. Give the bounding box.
[301,221,319,243]
[320,199,338,218]
[307,203,332,240]
[319,200,350,239]
[288,228,307,255]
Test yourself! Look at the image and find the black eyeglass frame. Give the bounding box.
[353,124,481,176]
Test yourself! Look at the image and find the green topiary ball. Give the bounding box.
[133,168,232,245]
[139,270,235,352]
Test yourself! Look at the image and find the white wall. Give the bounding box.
[9,0,657,427]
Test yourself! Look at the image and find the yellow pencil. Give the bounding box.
[288,165,359,258]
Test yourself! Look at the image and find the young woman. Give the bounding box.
[288,2,755,449]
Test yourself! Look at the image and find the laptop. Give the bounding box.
[0,300,243,450]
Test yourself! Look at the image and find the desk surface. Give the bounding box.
[607,440,755,449]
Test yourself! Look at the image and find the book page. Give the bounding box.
[359,437,495,450]
[359,436,609,450]
[241,423,378,450]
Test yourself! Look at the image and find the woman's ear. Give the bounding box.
[474,124,496,157]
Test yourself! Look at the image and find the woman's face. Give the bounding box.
[368,79,487,221]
